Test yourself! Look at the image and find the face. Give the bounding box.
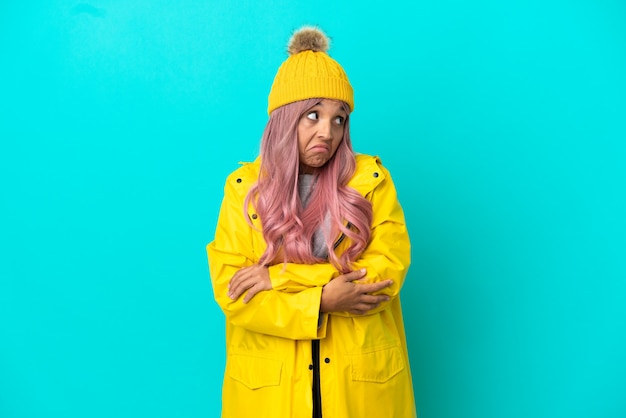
[297,99,347,174]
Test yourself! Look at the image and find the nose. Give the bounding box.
[317,119,333,140]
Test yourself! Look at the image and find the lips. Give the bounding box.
[309,144,330,153]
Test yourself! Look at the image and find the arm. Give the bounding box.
[249,161,410,307]
[334,164,411,316]
[227,264,393,315]
[208,160,409,332]
[222,161,410,317]
[249,162,410,317]
[235,165,410,316]
[207,173,329,340]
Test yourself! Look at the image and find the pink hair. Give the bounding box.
[244,99,372,273]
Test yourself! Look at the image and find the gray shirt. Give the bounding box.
[298,174,330,259]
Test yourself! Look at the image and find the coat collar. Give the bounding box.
[233,153,384,197]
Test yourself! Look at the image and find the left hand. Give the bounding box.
[228,265,272,303]
[320,269,392,314]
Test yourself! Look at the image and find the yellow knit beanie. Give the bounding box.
[267,26,354,115]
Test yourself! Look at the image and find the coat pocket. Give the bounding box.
[227,353,283,389]
[349,344,405,383]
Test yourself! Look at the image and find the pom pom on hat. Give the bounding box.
[287,26,330,55]
[268,26,353,114]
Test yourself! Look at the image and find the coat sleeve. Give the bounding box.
[334,164,411,317]
[207,173,333,340]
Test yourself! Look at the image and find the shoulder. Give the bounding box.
[222,158,260,196]
[349,153,392,194]
[354,153,390,172]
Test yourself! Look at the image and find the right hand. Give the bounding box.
[228,264,272,304]
[320,269,393,315]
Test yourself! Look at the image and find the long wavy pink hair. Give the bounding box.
[244,98,372,273]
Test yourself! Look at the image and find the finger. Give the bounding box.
[349,309,367,315]
[359,280,394,294]
[229,267,261,298]
[228,267,250,290]
[228,274,245,298]
[229,276,255,300]
[243,283,263,304]
[228,264,259,286]
[242,285,256,304]
[341,268,367,282]
[354,298,386,314]
[361,294,389,305]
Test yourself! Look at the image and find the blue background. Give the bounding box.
[1,1,625,417]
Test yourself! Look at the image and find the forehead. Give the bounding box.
[311,99,346,112]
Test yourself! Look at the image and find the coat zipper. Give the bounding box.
[312,339,322,418]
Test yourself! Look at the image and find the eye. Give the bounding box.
[306,111,319,120]
[334,116,345,125]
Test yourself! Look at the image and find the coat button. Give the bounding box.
[309,364,313,370]
[373,172,379,178]
[251,214,258,220]
[324,358,330,364]
[236,178,242,183]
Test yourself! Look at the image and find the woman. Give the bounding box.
[207,26,416,418]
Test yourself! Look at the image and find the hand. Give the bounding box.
[228,265,272,303]
[320,269,393,315]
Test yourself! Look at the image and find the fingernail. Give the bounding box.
[360,268,366,273]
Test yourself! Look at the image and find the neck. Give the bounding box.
[299,163,317,175]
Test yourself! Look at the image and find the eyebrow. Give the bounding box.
[310,101,347,115]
